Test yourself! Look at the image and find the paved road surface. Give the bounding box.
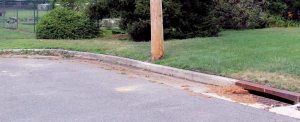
[0,58,298,122]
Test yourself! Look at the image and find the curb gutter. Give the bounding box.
[0,49,237,86]
[2,49,300,104]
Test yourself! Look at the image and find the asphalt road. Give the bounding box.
[0,57,298,122]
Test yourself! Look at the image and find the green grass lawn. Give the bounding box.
[1,27,300,92]
[0,27,34,39]
[5,9,49,20]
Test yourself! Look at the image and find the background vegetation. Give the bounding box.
[88,0,220,41]
[36,7,99,39]
[2,0,300,92]
[214,0,267,29]
[34,0,300,41]
[1,28,300,92]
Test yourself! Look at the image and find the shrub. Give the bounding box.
[88,0,220,41]
[87,1,109,22]
[214,0,267,29]
[267,0,287,15]
[267,15,300,27]
[36,7,99,39]
[127,20,151,41]
[267,0,300,21]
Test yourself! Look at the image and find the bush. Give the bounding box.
[267,0,287,15]
[267,0,300,21]
[88,0,220,41]
[127,20,151,41]
[267,15,300,27]
[214,0,267,29]
[36,7,99,39]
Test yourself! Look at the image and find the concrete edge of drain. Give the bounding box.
[0,49,237,86]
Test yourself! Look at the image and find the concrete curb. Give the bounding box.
[0,49,238,86]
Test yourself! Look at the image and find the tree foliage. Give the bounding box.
[88,0,220,41]
[267,0,287,15]
[214,0,268,29]
[267,0,300,20]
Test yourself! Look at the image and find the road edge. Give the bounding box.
[0,49,237,86]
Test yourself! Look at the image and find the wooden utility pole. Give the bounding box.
[150,0,164,61]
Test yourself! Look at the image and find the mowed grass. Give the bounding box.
[1,27,300,92]
[0,28,34,39]
[5,9,49,20]
[3,9,49,32]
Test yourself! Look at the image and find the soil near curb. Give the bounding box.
[208,86,257,104]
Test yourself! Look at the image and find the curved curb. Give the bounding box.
[0,49,238,86]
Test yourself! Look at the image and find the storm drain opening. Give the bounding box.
[236,81,300,106]
[249,90,294,106]
[209,85,293,106]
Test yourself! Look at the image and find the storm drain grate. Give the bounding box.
[236,81,300,105]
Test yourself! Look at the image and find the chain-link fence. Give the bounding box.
[0,0,52,33]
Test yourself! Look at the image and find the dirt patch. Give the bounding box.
[209,85,257,104]
[231,70,300,93]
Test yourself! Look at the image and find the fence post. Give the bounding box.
[33,0,36,32]
[37,1,39,23]
[2,0,5,28]
[16,5,19,29]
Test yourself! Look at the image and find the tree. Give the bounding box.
[87,0,220,41]
[267,0,287,15]
[214,0,268,29]
[267,0,300,20]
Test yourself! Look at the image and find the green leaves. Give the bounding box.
[88,0,219,41]
[36,7,99,39]
[214,0,268,29]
